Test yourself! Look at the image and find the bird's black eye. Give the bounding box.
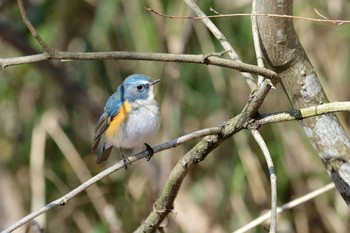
[137,85,144,91]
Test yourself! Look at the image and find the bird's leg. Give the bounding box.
[144,143,154,161]
[120,147,130,169]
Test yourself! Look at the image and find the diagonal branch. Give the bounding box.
[133,116,244,232]
[1,126,222,233]
[233,183,336,233]
[17,0,52,55]
[3,100,350,233]
[134,78,277,232]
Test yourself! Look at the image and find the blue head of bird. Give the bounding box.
[118,74,160,103]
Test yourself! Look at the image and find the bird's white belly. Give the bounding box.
[108,100,160,151]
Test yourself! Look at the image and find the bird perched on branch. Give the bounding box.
[92,74,161,165]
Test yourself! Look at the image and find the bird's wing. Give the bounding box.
[96,142,113,164]
[91,98,123,151]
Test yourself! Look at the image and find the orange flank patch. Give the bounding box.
[105,101,132,139]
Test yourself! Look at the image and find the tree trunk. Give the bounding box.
[256,0,350,205]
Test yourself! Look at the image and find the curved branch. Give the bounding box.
[250,130,277,233]
[251,3,277,229]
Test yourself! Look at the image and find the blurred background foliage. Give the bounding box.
[0,0,349,232]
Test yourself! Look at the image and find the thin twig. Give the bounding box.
[250,130,277,233]
[233,183,335,233]
[17,0,52,55]
[253,101,350,126]
[24,220,43,233]
[184,0,257,91]
[313,8,344,25]
[251,6,280,229]
[251,0,267,86]
[145,7,349,25]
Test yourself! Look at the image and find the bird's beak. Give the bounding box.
[151,79,160,86]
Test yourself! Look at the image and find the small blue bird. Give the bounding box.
[92,74,161,164]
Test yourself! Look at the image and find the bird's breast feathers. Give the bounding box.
[105,98,160,148]
[105,100,132,139]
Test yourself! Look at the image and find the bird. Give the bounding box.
[92,74,161,165]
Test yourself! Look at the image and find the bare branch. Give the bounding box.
[134,117,241,233]
[4,77,283,233]
[8,0,275,85]
[233,183,335,233]
[4,99,350,232]
[2,126,222,233]
[3,2,348,232]
[250,130,277,233]
[255,101,350,126]
[24,220,44,233]
[252,0,267,86]
[17,0,52,54]
[0,51,279,81]
[313,8,344,25]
